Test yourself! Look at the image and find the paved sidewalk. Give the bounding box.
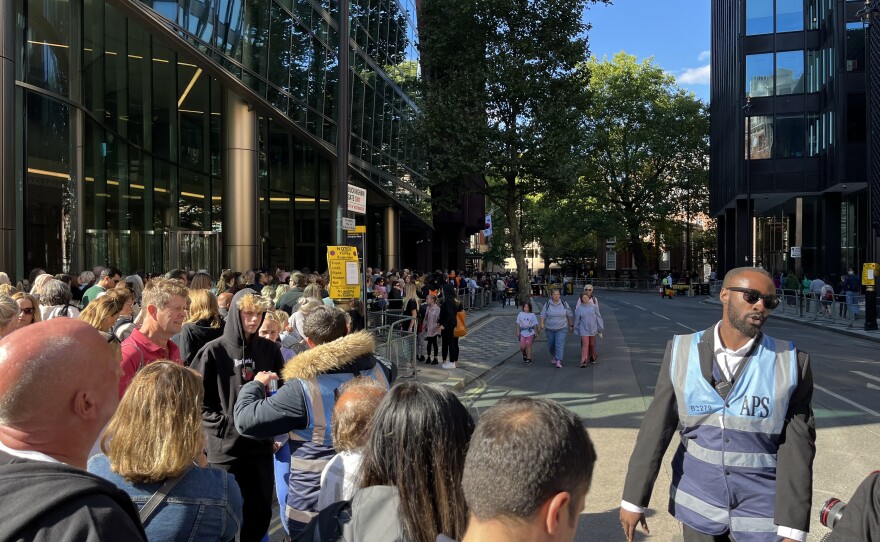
[403,295,569,391]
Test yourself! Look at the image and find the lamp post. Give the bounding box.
[743,96,753,266]
[858,0,880,331]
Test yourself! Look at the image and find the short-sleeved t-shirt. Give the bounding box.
[517,312,539,337]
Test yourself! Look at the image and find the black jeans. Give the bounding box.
[441,327,459,362]
[212,454,274,542]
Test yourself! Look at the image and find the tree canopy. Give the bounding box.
[577,52,710,278]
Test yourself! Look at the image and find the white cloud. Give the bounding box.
[678,64,711,85]
[697,50,711,62]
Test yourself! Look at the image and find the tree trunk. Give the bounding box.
[630,233,649,280]
[504,176,531,306]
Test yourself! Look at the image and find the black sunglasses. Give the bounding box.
[726,287,780,310]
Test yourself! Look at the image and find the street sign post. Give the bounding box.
[347,185,367,214]
[342,217,356,230]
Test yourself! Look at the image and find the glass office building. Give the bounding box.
[711,0,872,278]
[0,0,429,278]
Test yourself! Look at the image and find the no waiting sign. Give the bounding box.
[348,185,367,214]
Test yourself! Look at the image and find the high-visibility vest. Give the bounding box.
[668,331,798,541]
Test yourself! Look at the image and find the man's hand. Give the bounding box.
[619,508,649,542]
[255,371,278,387]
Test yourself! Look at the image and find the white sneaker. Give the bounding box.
[441,362,457,369]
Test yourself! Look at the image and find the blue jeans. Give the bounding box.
[846,290,859,317]
[545,328,567,362]
[273,441,292,535]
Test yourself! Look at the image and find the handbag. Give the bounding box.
[454,310,467,337]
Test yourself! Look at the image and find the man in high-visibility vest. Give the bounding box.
[620,267,815,542]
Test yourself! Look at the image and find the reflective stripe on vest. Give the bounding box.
[289,364,389,446]
[668,330,798,539]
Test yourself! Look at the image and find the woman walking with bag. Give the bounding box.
[573,290,604,367]
[539,289,573,368]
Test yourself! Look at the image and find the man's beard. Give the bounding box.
[727,299,766,338]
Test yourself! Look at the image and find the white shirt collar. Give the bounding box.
[713,321,757,357]
[0,438,62,464]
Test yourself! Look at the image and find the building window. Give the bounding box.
[605,250,617,271]
[746,53,774,97]
[806,49,822,92]
[776,50,804,95]
[807,113,821,156]
[746,0,774,35]
[847,95,866,143]
[775,115,805,158]
[776,0,804,32]
[846,22,865,72]
[746,116,774,159]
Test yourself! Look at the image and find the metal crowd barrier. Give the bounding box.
[367,314,418,379]
[456,287,491,311]
[775,288,869,328]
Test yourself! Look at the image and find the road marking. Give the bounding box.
[852,370,880,384]
[633,305,647,311]
[652,312,670,320]
[869,383,880,392]
[677,323,698,332]
[815,384,880,417]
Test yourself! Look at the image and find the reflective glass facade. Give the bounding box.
[711,0,870,277]
[6,0,426,276]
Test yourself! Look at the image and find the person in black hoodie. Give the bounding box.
[0,319,147,542]
[190,289,285,542]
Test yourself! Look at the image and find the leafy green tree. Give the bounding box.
[420,0,601,304]
[578,53,709,279]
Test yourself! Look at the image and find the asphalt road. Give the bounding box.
[460,290,880,542]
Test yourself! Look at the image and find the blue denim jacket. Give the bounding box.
[88,454,243,542]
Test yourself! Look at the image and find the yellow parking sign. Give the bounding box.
[327,246,361,299]
[862,263,878,287]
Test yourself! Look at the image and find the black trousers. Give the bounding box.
[441,327,459,362]
[426,335,439,357]
[683,524,732,542]
[212,454,274,542]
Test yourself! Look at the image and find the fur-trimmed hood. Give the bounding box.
[282,331,377,381]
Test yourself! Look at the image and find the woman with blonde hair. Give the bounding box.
[214,269,235,296]
[0,294,20,339]
[274,284,290,306]
[12,292,41,329]
[178,289,224,366]
[78,294,126,333]
[402,283,420,333]
[89,361,243,541]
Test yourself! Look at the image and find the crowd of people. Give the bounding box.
[0,264,600,542]
[773,267,864,318]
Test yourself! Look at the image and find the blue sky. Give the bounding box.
[582,1,712,102]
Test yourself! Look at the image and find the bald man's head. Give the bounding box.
[331,378,387,452]
[0,319,119,427]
